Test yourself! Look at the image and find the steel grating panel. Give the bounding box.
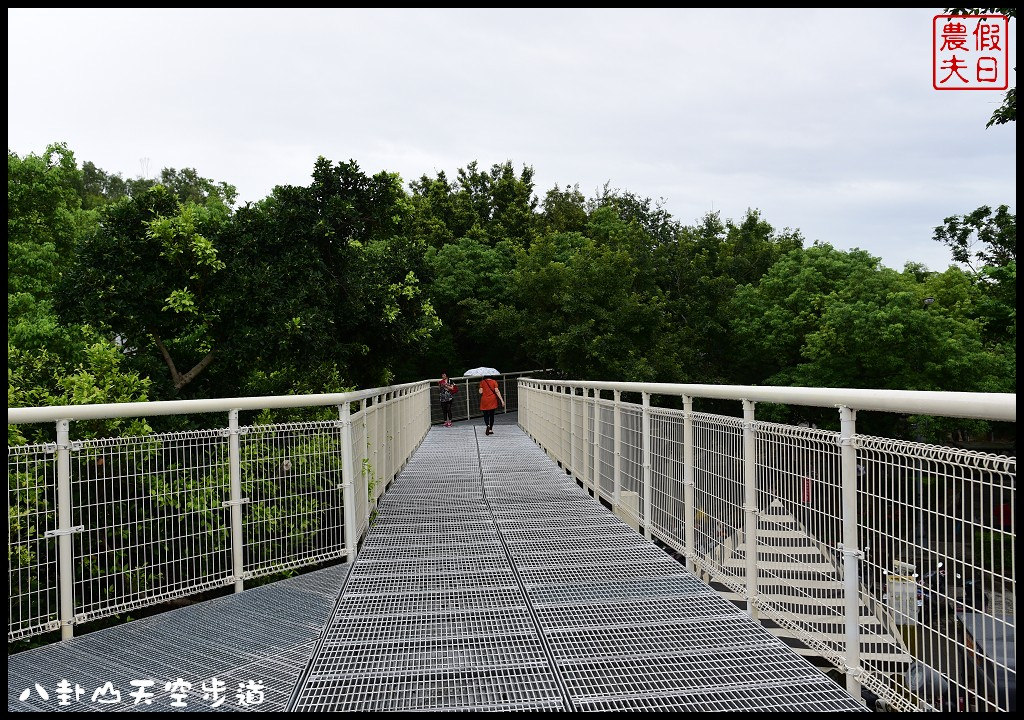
[8,564,349,713]
[519,560,689,587]
[354,527,502,543]
[369,515,494,527]
[529,575,712,605]
[504,536,654,554]
[344,571,518,595]
[492,513,625,528]
[488,507,616,521]
[572,684,868,712]
[310,633,550,675]
[351,555,512,576]
[512,547,678,568]
[354,542,506,561]
[325,609,536,642]
[556,647,831,698]
[545,617,787,661]
[535,596,747,630]
[358,533,504,551]
[280,420,864,713]
[291,667,566,712]
[328,587,529,615]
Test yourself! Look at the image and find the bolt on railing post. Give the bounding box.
[683,396,695,573]
[55,419,74,640]
[228,409,244,593]
[642,392,652,539]
[339,402,358,562]
[613,390,622,513]
[743,400,758,619]
[839,405,864,702]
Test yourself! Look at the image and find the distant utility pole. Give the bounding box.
[139,157,151,179]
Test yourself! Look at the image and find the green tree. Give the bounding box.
[8,144,152,443]
[540,184,588,234]
[217,157,439,393]
[422,232,520,374]
[933,205,1016,345]
[58,185,232,394]
[655,209,803,383]
[731,243,1010,393]
[511,215,670,381]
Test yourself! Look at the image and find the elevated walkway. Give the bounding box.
[9,415,865,712]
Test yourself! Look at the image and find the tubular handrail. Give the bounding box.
[7,380,429,425]
[519,379,1016,422]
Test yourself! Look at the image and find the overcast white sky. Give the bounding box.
[8,8,1016,271]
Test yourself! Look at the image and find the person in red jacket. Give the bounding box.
[478,376,505,435]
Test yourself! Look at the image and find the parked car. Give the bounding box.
[956,612,1016,711]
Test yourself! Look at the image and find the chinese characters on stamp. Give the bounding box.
[933,14,1010,90]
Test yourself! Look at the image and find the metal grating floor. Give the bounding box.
[288,417,867,712]
[8,563,350,712]
[8,414,866,713]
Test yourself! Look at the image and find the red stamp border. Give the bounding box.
[933,14,1010,91]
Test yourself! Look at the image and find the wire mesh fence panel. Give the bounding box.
[352,405,371,537]
[70,430,232,624]
[8,443,59,640]
[569,393,585,483]
[596,399,616,500]
[240,421,346,579]
[857,435,1016,712]
[607,406,642,531]
[754,423,848,662]
[690,413,745,584]
[650,408,686,554]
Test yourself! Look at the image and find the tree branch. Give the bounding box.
[151,332,216,390]
[177,352,216,389]
[152,334,181,385]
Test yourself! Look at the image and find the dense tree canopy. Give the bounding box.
[8,142,1016,443]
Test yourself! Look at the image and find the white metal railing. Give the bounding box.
[519,379,1016,712]
[8,381,432,642]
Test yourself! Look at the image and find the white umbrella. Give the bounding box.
[463,367,500,377]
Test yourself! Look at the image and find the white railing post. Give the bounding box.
[613,390,622,513]
[524,380,532,430]
[55,419,74,640]
[465,379,471,421]
[683,395,695,572]
[385,392,393,486]
[568,387,576,478]
[592,390,601,498]
[839,405,864,702]
[742,400,758,618]
[584,389,593,493]
[642,392,652,539]
[339,402,358,561]
[228,409,244,593]
[374,395,382,501]
[521,381,528,432]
